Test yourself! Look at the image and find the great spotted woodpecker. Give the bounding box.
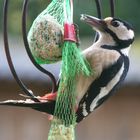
[76,14,134,122]
[0,15,135,123]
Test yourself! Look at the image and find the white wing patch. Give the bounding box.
[3,99,35,103]
[121,46,131,56]
[90,63,125,112]
[82,102,88,116]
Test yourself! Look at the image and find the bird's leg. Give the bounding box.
[38,92,57,121]
[38,92,57,102]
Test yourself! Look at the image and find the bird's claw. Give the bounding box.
[38,92,57,102]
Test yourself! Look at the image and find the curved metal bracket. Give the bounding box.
[3,0,58,102]
[95,0,102,19]
[110,0,115,17]
[3,0,40,102]
[95,0,115,19]
[22,0,57,93]
[94,0,102,42]
[94,0,115,42]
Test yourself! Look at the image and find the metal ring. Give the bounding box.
[95,0,102,19]
[22,0,57,93]
[94,0,102,42]
[3,0,39,102]
[110,0,115,17]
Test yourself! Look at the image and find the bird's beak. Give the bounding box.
[81,14,106,31]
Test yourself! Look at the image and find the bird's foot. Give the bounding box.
[38,92,57,102]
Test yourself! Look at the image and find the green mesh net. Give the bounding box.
[48,42,92,140]
[41,0,64,25]
[27,0,65,64]
[48,0,92,140]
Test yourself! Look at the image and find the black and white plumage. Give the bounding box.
[0,15,135,123]
[76,15,134,122]
[75,15,134,122]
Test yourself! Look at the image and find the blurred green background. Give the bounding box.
[0,0,140,36]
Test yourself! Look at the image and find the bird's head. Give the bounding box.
[81,14,135,51]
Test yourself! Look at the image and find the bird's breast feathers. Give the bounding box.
[76,47,124,105]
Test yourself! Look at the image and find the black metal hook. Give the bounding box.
[110,0,115,17]
[3,0,39,102]
[22,0,57,93]
[94,0,102,42]
[95,0,115,18]
[95,0,102,19]
[94,0,115,42]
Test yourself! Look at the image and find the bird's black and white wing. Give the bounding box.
[76,48,129,123]
[0,99,55,115]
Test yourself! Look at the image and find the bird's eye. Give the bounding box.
[111,21,120,27]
